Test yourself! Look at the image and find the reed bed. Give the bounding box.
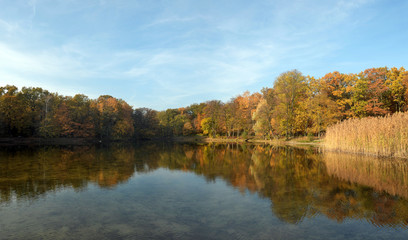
[324,112,408,158]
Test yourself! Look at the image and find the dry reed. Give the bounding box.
[324,112,408,158]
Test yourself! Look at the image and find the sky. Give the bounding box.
[0,0,407,110]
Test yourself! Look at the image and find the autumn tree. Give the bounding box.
[273,70,308,138]
[305,76,339,136]
[321,71,355,119]
[386,67,407,112]
[54,94,95,138]
[252,88,277,139]
[92,95,134,140]
[0,85,28,136]
[233,91,262,137]
[157,109,189,136]
[1,66,408,140]
[202,100,224,137]
[223,100,239,137]
[253,99,272,139]
[403,70,408,111]
[357,67,392,116]
[185,103,206,134]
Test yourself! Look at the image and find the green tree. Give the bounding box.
[273,70,308,138]
[252,99,272,139]
[133,108,159,139]
[0,86,28,136]
[386,67,407,112]
[202,100,224,137]
[184,103,206,134]
[223,100,239,137]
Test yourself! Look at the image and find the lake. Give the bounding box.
[1,143,408,239]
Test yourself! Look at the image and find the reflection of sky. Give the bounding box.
[1,0,407,110]
[1,168,408,239]
[1,143,408,238]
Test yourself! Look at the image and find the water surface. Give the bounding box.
[1,143,408,239]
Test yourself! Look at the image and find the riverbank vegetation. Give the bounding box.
[1,66,408,143]
[325,112,408,158]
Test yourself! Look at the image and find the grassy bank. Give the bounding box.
[324,112,408,158]
[0,135,322,147]
[172,135,322,146]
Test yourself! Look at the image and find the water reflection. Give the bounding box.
[0,145,135,203]
[1,143,408,228]
[324,152,408,198]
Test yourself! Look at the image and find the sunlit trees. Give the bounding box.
[273,70,308,138]
[252,88,278,139]
[157,109,186,136]
[92,95,134,140]
[252,99,272,139]
[386,67,408,112]
[54,94,96,138]
[403,70,408,111]
[321,71,355,119]
[358,67,391,116]
[0,85,29,136]
[184,103,206,134]
[305,77,339,137]
[223,100,239,137]
[201,100,224,137]
[1,66,408,140]
[233,91,262,137]
[0,86,53,136]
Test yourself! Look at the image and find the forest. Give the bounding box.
[1,66,407,140]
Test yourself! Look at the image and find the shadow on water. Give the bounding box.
[1,142,408,229]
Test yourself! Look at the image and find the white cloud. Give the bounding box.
[0,0,396,110]
[142,15,208,29]
[0,18,19,32]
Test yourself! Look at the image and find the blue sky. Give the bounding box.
[0,0,407,110]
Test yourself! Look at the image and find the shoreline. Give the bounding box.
[171,135,323,147]
[0,137,100,146]
[0,136,323,147]
[1,136,406,159]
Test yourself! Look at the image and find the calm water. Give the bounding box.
[1,143,408,240]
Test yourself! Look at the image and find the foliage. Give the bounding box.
[273,70,308,138]
[1,66,408,140]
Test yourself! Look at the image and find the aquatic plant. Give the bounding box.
[324,112,408,158]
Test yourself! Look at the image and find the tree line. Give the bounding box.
[1,66,407,140]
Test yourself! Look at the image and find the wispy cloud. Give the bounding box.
[142,15,209,29]
[28,0,37,22]
[0,0,405,110]
[0,18,19,32]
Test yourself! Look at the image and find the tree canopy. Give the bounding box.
[1,66,407,140]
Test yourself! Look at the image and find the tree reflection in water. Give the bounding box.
[1,143,408,227]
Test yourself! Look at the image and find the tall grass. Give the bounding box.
[324,112,408,158]
[324,152,408,198]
